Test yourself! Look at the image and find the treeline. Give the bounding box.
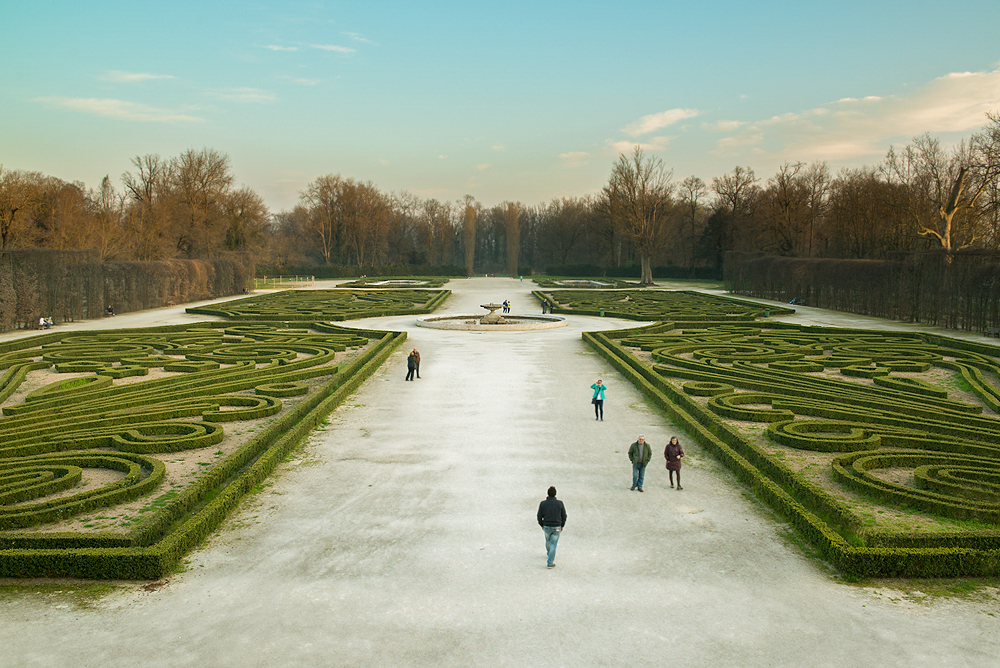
[1,114,997,280]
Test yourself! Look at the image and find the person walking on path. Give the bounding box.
[591,380,606,420]
[664,436,685,489]
[412,348,421,378]
[537,486,566,569]
[405,350,417,381]
[629,435,652,491]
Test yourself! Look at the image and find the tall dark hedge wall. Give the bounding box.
[724,251,1000,331]
[0,250,250,331]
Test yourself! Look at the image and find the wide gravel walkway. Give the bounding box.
[2,278,998,667]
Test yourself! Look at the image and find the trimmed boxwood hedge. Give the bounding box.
[0,318,407,579]
[185,288,450,321]
[533,289,795,321]
[586,320,1000,577]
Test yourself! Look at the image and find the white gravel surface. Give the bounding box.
[2,278,999,668]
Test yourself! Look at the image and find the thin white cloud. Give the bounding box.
[492,144,505,152]
[343,32,375,45]
[715,131,764,153]
[312,44,356,53]
[34,96,203,123]
[208,87,277,103]
[476,163,491,171]
[606,136,675,154]
[264,45,298,52]
[703,120,746,132]
[622,108,699,137]
[709,66,1000,163]
[558,151,590,168]
[101,70,175,83]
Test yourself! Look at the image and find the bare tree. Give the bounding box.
[804,161,831,257]
[886,114,1000,252]
[170,148,235,257]
[0,166,38,249]
[504,202,520,277]
[712,166,759,253]
[223,186,269,253]
[122,154,171,260]
[301,174,344,264]
[341,180,389,267]
[761,162,807,255]
[678,176,707,275]
[602,147,675,284]
[462,195,477,276]
[89,176,127,260]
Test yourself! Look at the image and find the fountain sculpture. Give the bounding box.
[415,301,567,331]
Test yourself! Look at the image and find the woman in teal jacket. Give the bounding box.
[591,380,606,420]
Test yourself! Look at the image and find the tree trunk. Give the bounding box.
[640,253,653,284]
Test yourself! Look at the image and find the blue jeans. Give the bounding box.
[632,464,646,489]
[543,525,561,566]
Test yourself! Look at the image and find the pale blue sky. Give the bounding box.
[2,1,999,210]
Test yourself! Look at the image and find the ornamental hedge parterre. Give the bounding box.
[186,288,450,321]
[0,321,406,579]
[585,309,1000,576]
[338,276,451,288]
[535,289,794,321]
[531,278,637,289]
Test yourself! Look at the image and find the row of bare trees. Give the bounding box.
[2,113,998,280]
[0,148,267,262]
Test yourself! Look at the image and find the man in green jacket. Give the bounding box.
[628,435,652,492]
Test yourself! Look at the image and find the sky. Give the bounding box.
[2,0,1000,212]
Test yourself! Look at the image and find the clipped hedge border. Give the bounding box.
[185,289,451,321]
[0,324,407,578]
[584,323,1000,577]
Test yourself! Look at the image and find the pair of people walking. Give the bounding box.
[405,348,421,381]
[629,435,685,491]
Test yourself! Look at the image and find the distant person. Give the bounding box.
[590,379,606,420]
[405,350,417,381]
[628,434,652,492]
[106,305,115,316]
[39,317,52,329]
[664,436,685,490]
[541,300,547,314]
[412,348,421,379]
[537,486,566,569]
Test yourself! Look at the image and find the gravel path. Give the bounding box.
[2,278,998,667]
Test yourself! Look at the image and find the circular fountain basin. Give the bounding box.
[416,314,568,331]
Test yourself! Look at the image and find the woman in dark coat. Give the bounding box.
[664,436,684,490]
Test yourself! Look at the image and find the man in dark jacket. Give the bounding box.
[537,486,566,569]
[405,351,416,381]
[628,435,652,492]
